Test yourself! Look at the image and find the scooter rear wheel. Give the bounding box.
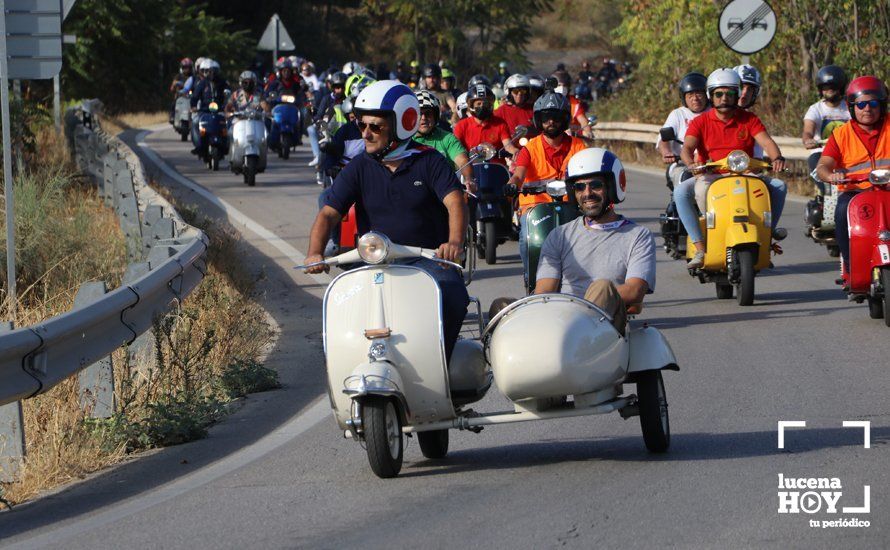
[363,398,403,478]
[715,283,733,299]
[868,296,884,319]
[637,370,670,453]
[417,429,449,459]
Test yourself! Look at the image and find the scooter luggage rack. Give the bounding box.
[401,395,635,433]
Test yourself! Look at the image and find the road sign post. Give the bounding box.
[718,0,777,56]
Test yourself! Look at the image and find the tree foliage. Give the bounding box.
[609,0,889,134]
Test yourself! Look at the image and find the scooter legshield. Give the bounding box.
[525,201,580,290]
[323,265,456,430]
[690,175,772,271]
[847,187,890,293]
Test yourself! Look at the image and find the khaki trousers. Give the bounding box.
[583,279,627,335]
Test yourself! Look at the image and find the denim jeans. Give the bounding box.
[674,174,787,244]
[307,124,321,159]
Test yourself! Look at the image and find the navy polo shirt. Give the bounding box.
[324,143,463,249]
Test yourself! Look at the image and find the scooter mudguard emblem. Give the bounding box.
[880,244,890,264]
[374,273,384,284]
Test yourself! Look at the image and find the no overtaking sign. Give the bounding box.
[718,0,777,55]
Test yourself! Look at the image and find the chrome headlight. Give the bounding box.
[726,150,750,173]
[878,230,890,242]
[870,169,890,185]
[357,232,390,264]
[281,95,296,104]
[546,180,567,198]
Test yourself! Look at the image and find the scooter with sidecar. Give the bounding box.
[299,232,678,478]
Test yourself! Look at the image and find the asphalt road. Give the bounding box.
[1,126,888,549]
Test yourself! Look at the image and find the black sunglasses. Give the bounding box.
[855,99,881,110]
[357,120,385,134]
[712,90,738,99]
[572,180,605,192]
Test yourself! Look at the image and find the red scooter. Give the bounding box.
[840,169,890,325]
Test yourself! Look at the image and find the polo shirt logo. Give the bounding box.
[737,128,749,140]
[414,180,423,186]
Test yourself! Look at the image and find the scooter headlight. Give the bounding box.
[870,169,890,185]
[878,230,890,242]
[726,150,750,173]
[357,232,390,264]
[281,95,296,104]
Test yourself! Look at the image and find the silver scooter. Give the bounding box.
[229,109,268,186]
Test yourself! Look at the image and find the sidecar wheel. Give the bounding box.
[882,268,890,327]
[637,370,670,453]
[417,429,449,459]
[715,283,733,299]
[363,398,403,478]
[735,248,756,306]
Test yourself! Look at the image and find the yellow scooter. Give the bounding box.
[686,151,775,306]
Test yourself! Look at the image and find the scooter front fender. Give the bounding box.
[343,360,408,412]
[625,326,679,381]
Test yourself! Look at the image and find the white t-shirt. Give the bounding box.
[655,106,709,157]
[804,100,850,141]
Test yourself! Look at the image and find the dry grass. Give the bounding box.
[100,111,168,136]
[0,117,275,506]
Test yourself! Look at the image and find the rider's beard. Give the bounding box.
[579,193,607,219]
[543,125,565,139]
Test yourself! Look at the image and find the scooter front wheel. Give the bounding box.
[735,248,756,306]
[882,268,890,328]
[280,133,291,160]
[484,220,498,264]
[362,398,403,478]
[244,156,257,186]
[637,370,670,453]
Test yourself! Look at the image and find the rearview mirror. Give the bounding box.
[869,169,890,185]
[659,127,677,143]
[471,142,497,161]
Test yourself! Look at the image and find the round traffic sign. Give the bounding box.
[718,0,777,55]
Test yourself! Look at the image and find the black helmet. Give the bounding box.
[329,71,347,87]
[467,74,491,89]
[466,83,494,102]
[678,72,707,108]
[422,63,441,78]
[532,92,570,130]
[816,65,848,92]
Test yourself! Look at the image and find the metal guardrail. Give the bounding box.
[594,121,812,161]
[0,100,209,408]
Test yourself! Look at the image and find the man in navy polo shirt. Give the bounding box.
[304,80,469,360]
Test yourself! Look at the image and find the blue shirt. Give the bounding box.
[324,144,462,249]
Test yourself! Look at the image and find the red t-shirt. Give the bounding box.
[822,121,881,163]
[494,103,534,135]
[454,116,511,165]
[514,136,573,171]
[685,108,766,162]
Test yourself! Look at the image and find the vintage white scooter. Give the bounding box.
[300,232,679,478]
[228,109,268,186]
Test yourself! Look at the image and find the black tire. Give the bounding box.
[484,220,497,264]
[180,130,187,142]
[637,370,670,453]
[735,248,756,306]
[882,268,890,328]
[417,429,449,459]
[828,246,840,258]
[715,283,733,299]
[868,296,884,319]
[363,398,403,478]
[281,133,291,160]
[244,156,257,186]
[211,151,219,171]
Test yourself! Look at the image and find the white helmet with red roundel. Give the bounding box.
[354,80,420,142]
[565,147,627,204]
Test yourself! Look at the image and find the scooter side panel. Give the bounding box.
[848,188,890,293]
[323,266,455,429]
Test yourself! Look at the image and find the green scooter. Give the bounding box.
[521,180,580,294]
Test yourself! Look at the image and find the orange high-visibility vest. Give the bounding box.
[520,135,587,212]
[832,117,890,191]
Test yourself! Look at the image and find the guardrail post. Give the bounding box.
[0,322,25,482]
[122,262,156,373]
[143,205,175,258]
[74,283,115,419]
[114,170,144,261]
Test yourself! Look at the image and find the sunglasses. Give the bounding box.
[572,180,605,192]
[712,90,739,99]
[357,121,385,134]
[855,99,881,110]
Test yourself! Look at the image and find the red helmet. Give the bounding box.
[180,57,193,67]
[845,75,887,118]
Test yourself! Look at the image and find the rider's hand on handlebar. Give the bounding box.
[803,138,819,149]
[436,241,463,263]
[504,183,519,196]
[827,171,847,183]
[662,153,678,165]
[303,253,329,274]
[771,157,786,173]
[690,164,707,175]
[464,179,478,194]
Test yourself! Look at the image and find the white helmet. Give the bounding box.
[195,57,206,71]
[504,73,531,91]
[354,80,420,141]
[208,59,220,73]
[456,91,468,119]
[706,68,741,99]
[342,61,361,76]
[565,147,627,204]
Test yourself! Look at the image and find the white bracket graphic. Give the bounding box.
[841,420,871,448]
[777,420,806,449]
[843,485,871,514]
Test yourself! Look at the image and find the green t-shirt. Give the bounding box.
[413,127,467,169]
